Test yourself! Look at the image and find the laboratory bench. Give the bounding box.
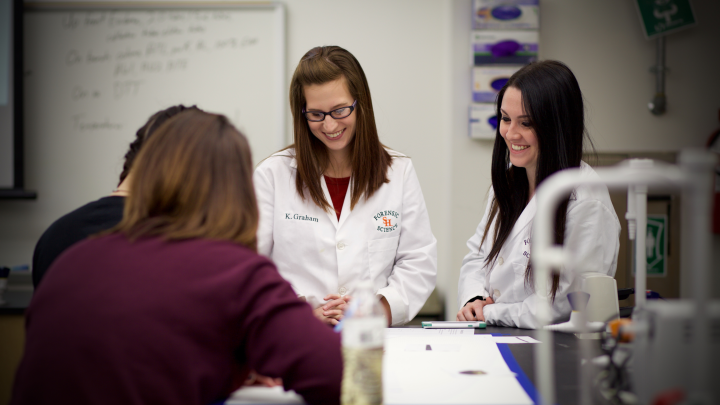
[473,325,587,405]
[1,285,601,405]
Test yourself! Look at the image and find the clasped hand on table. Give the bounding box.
[313,294,351,326]
[456,297,494,322]
[308,294,393,326]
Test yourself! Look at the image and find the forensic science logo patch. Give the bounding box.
[373,210,399,233]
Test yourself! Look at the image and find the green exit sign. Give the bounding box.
[632,214,668,277]
[635,0,696,39]
[646,215,667,277]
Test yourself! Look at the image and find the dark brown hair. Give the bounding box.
[287,45,391,211]
[118,105,197,185]
[109,109,258,250]
[483,60,593,301]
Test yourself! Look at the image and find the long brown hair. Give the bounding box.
[108,109,258,250]
[287,45,391,211]
[482,60,592,301]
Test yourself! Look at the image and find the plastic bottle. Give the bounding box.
[340,280,386,405]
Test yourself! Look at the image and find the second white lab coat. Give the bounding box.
[457,162,621,329]
[254,149,437,326]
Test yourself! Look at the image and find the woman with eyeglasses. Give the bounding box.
[254,46,437,326]
[456,60,621,328]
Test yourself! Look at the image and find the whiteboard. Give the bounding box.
[24,3,286,198]
[0,0,16,189]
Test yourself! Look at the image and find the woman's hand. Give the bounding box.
[380,296,392,327]
[313,294,351,326]
[456,297,494,322]
[243,370,282,387]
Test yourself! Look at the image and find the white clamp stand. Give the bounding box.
[530,149,716,405]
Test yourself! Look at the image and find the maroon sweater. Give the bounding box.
[11,234,342,405]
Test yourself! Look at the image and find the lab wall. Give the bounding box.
[447,0,720,319]
[0,0,457,303]
[1,0,718,322]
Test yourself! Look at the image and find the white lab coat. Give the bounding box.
[254,149,437,326]
[457,162,620,329]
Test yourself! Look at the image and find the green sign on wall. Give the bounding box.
[635,0,696,39]
[646,215,667,277]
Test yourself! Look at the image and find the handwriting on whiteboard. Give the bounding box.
[56,10,259,106]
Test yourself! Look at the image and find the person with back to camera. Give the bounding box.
[31,105,194,289]
[11,110,342,405]
[254,46,437,326]
[456,60,621,328]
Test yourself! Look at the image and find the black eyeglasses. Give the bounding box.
[302,100,357,122]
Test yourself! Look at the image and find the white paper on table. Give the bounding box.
[384,336,533,405]
[385,328,476,339]
[225,334,536,405]
[225,386,303,404]
[489,336,541,344]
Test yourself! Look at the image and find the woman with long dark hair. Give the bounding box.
[457,61,620,328]
[254,46,437,326]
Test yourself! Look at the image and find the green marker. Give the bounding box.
[421,321,486,329]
